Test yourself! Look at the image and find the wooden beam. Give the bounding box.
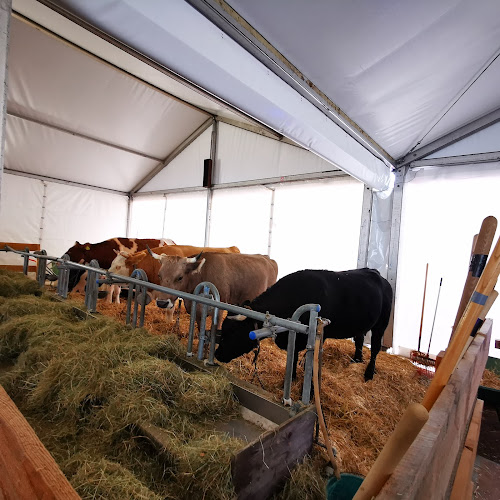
[0,265,36,272]
[449,399,483,500]
[377,319,491,499]
[0,385,80,499]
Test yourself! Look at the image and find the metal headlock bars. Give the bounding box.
[1,245,324,405]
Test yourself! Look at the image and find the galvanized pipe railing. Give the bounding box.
[1,245,320,403]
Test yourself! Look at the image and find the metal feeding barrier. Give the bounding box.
[1,245,324,405]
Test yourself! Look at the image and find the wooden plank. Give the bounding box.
[450,399,483,500]
[232,407,316,500]
[0,242,40,251]
[0,385,80,499]
[377,319,491,500]
[0,265,37,272]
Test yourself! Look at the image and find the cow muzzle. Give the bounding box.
[156,299,174,309]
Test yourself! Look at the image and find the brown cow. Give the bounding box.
[153,252,278,327]
[107,245,240,306]
[64,237,174,292]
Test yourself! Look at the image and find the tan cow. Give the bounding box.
[107,245,240,309]
[153,252,278,327]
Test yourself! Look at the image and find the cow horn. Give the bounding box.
[227,314,247,321]
[147,245,162,260]
[186,252,203,263]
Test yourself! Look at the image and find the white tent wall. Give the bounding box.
[208,186,272,254]
[0,173,43,265]
[163,191,208,247]
[394,162,500,360]
[139,127,212,193]
[271,178,364,279]
[128,195,166,240]
[41,181,128,258]
[0,172,128,262]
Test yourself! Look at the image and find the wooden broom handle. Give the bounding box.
[352,403,429,500]
[423,233,500,411]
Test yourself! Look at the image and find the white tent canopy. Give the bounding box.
[1,0,499,357]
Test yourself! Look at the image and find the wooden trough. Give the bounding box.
[377,319,492,499]
[140,355,317,500]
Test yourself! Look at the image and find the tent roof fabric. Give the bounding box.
[7,0,500,193]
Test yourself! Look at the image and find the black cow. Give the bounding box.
[215,268,393,381]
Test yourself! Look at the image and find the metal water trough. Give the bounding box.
[1,246,326,498]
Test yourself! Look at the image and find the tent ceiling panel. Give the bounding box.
[42,0,392,192]
[8,17,209,166]
[426,122,500,159]
[414,55,500,150]
[224,0,500,160]
[13,0,274,133]
[139,127,212,193]
[5,115,158,192]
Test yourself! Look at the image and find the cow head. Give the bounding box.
[108,250,132,276]
[65,241,91,263]
[214,314,259,363]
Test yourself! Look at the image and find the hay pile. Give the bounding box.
[0,268,42,297]
[0,272,243,500]
[481,368,500,390]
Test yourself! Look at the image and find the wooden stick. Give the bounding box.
[423,232,500,411]
[352,403,429,500]
[417,263,429,353]
[451,216,497,339]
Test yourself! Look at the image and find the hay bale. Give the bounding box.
[0,269,42,297]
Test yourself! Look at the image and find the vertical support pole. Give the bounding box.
[84,260,99,313]
[204,119,217,246]
[161,194,167,239]
[357,185,373,269]
[38,182,47,248]
[187,299,197,356]
[384,167,406,348]
[267,187,275,257]
[36,250,47,287]
[126,194,132,238]
[0,0,11,209]
[197,287,210,360]
[22,247,29,275]
[57,254,70,298]
[301,308,319,404]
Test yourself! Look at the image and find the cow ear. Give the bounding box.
[75,241,80,246]
[227,314,247,321]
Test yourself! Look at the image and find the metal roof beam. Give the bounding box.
[8,110,164,162]
[398,107,500,167]
[411,151,500,168]
[185,0,395,168]
[130,117,214,195]
[4,168,128,195]
[134,168,348,197]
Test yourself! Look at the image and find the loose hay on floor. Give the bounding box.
[0,269,42,297]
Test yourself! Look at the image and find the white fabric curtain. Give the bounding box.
[129,195,166,240]
[0,174,44,266]
[271,177,364,279]
[394,162,500,359]
[209,186,273,254]
[0,173,128,262]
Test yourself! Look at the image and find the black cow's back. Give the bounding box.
[249,268,392,348]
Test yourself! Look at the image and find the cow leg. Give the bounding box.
[364,332,381,381]
[352,334,364,363]
[114,285,121,304]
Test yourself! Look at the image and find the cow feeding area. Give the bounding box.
[0,270,244,499]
